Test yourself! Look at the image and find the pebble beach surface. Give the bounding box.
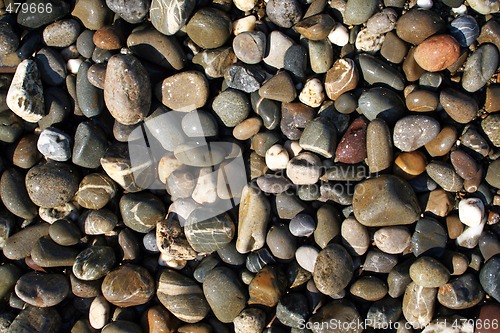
[0,0,499,332]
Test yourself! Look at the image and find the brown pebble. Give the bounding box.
[324,58,358,101]
[440,88,478,124]
[425,126,458,157]
[406,89,438,112]
[380,31,409,64]
[12,134,42,169]
[394,151,427,179]
[93,26,124,50]
[233,117,262,141]
[450,150,479,180]
[294,14,335,41]
[141,305,179,333]
[485,84,500,113]
[403,47,426,82]
[248,266,286,307]
[335,117,367,164]
[177,323,212,333]
[414,35,460,72]
[477,19,500,52]
[423,189,455,217]
[446,214,464,240]
[396,9,445,45]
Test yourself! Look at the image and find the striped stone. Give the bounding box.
[150,0,196,36]
[184,210,235,253]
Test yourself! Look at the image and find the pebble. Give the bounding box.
[381,31,409,64]
[75,173,116,210]
[425,126,457,157]
[358,87,405,124]
[248,265,286,307]
[93,26,124,50]
[267,223,297,260]
[350,276,388,301]
[437,273,484,309]
[426,161,463,192]
[89,295,110,330]
[286,152,322,185]
[413,35,460,72]
[187,8,232,49]
[367,9,398,34]
[409,256,450,288]
[299,78,325,108]
[37,127,72,162]
[335,117,368,164]
[440,88,478,124]
[120,192,166,233]
[308,301,361,333]
[259,71,297,103]
[355,28,385,53]
[17,0,70,29]
[313,244,353,296]
[157,269,210,323]
[450,15,479,47]
[482,114,500,147]
[102,264,154,307]
[366,119,392,173]
[0,23,19,56]
[353,175,420,227]
[49,219,81,246]
[393,115,440,152]
[81,209,118,235]
[73,246,116,281]
[203,267,247,323]
[106,0,150,23]
[289,214,316,237]
[295,245,319,273]
[266,0,302,28]
[43,19,80,48]
[357,54,405,90]
[486,159,500,189]
[276,293,310,328]
[149,0,195,35]
[344,0,378,25]
[298,118,337,158]
[104,54,151,125]
[394,151,427,179]
[76,60,104,118]
[374,227,411,254]
[233,31,266,65]
[479,256,500,302]
[31,236,78,267]
[0,168,38,220]
[328,22,349,46]
[72,0,112,30]
[12,135,41,169]
[411,218,447,257]
[402,282,437,329]
[157,71,209,112]
[308,39,333,74]
[341,217,370,256]
[276,192,306,220]
[15,272,69,307]
[396,9,445,45]
[462,44,499,93]
[233,308,266,333]
[237,184,270,253]
[246,248,276,273]
[185,210,234,253]
[213,88,250,127]
[324,58,358,101]
[6,60,45,123]
[295,14,335,41]
[102,321,143,333]
[35,48,67,86]
[467,0,499,14]
[459,197,485,227]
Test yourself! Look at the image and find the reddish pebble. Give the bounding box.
[93,26,124,50]
[335,117,368,164]
[413,35,460,72]
[475,303,500,333]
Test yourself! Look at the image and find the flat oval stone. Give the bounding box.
[289,214,316,237]
[266,223,297,260]
[374,227,411,254]
[402,282,437,329]
[49,219,81,246]
[157,269,209,323]
[203,267,247,323]
[15,272,69,307]
[425,126,458,157]
[353,175,420,227]
[438,273,484,309]
[366,119,393,173]
[186,8,232,49]
[3,223,50,260]
[350,276,388,301]
[104,54,151,125]
[43,19,80,48]
[414,35,460,72]
[120,192,166,233]
[157,71,208,112]
[31,236,78,267]
[357,54,404,90]
[440,88,478,124]
[102,264,154,307]
[106,0,150,23]
[174,142,225,167]
[426,161,463,192]
[381,31,409,64]
[463,42,499,93]
[233,117,262,141]
[396,9,445,45]
[406,89,439,112]
[76,60,104,118]
[393,115,440,152]
[409,256,450,288]
[0,168,38,219]
[73,246,116,281]
[313,244,354,296]
[184,210,234,253]
[12,134,42,169]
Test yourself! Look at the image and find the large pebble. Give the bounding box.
[186,8,232,49]
[17,0,70,29]
[15,272,69,307]
[393,115,440,152]
[396,9,445,45]
[31,236,78,267]
[402,282,437,329]
[233,308,266,333]
[43,19,80,48]
[313,244,354,296]
[237,184,270,253]
[266,0,302,28]
[409,256,450,288]
[120,192,165,233]
[344,0,378,25]
[185,210,235,253]
[437,273,485,309]
[102,264,154,307]
[357,54,404,90]
[414,35,460,72]
[72,0,112,30]
[0,168,38,219]
[462,44,499,93]
[479,255,500,302]
[73,246,116,281]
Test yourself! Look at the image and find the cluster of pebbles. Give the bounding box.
[0,0,500,332]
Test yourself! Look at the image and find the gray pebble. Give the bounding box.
[73,246,116,281]
[267,223,297,260]
[120,192,166,233]
[225,64,266,93]
[363,250,398,273]
[450,15,480,47]
[246,248,276,273]
[411,218,447,257]
[358,87,405,124]
[217,240,246,266]
[72,121,108,169]
[212,88,251,127]
[462,44,499,93]
[358,53,405,91]
[0,168,38,219]
[76,30,96,59]
[37,127,72,162]
[266,0,303,28]
[289,214,316,237]
[106,0,151,23]
[150,0,195,35]
[344,0,379,25]
[76,60,104,118]
[182,110,218,137]
[393,115,440,152]
[143,231,159,253]
[15,272,69,307]
[233,31,266,65]
[35,48,67,86]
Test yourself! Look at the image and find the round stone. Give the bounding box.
[181,110,218,138]
[43,19,81,48]
[341,217,370,256]
[102,264,155,307]
[15,272,69,307]
[289,214,316,237]
[393,115,440,152]
[186,8,232,49]
[414,35,460,72]
[156,71,209,112]
[120,192,166,233]
[49,219,81,246]
[409,256,450,288]
[212,89,250,127]
[313,244,354,296]
[450,15,479,47]
[266,0,302,28]
[73,246,116,281]
[374,227,411,254]
[266,223,297,260]
[233,31,266,65]
[350,276,388,301]
[75,173,117,210]
[37,127,72,162]
[286,152,322,185]
[396,9,445,45]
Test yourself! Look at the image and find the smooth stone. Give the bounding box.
[49,219,81,246]
[93,25,124,50]
[17,0,70,28]
[6,59,45,122]
[341,217,370,256]
[403,47,426,82]
[406,89,439,112]
[440,88,478,124]
[43,19,80,48]
[0,111,24,145]
[460,126,491,158]
[237,184,271,253]
[0,264,22,300]
[478,19,500,51]
[75,173,116,210]
[284,44,308,80]
[479,255,500,302]
[248,265,286,307]
[3,223,50,260]
[366,298,402,329]
[35,48,67,86]
[482,114,500,147]
[459,197,484,227]
[217,241,246,266]
[174,141,225,167]
[0,168,38,219]
[308,39,333,74]
[193,47,237,79]
[185,210,234,253]
[295,14,335,41]
[246,248,276,273]
[106,0,150,23]
[411,218,447,257]
[358,87,405,124]
[150,0,195,35]
[11,135,40,169]
[25,161,79,208]
[353,175,420,227]
[186,8,232,49]
[422,189,455,217]
[414,35,460,72]
[81,209,118,235]
[425,126,457,157]
[381,31,408,64]
[438,273,484,309]
[224,63,266,93]
[396,9,445,45]
[89,295,110,329]
[259,71,297,103]
[299,117,337,158]
[366,119,392,173]
[257,174,292,194]
[203,267,247,323]
[335,117,367,164]
[73,122,108,168]
[77,60,104,118]
[313,244,353,296]
[324,58,358,101]
[266,223,297,260]
[157,269,210,323]
[127,27,186,70]
[72,0,112,30]
[308,301,361,333]
[265,144,289,171]
[374,227,411,255]
[37,127,71,162]
[426,161,463,192]
[357,53,405,90]
[39,86,71,129]
[8,305,61,333]
[355,28,385,53]
[182,110,218,138]
[120,192,166,233]
[314,204,341,249]
[276,293,310,328]
[76,30,96,59]
[157,71,208,112]
[350,276,388,301]
[280,102,315,140]
[393,115,440,152]
[468,0,499,15]
[450,15,479,47]
[289,214,316,237]
[104,54,151,125]
[402,282,437,329]
[87,63,106,89]
[344,0,377,25]
[463,44,499,93]
[299,78,325,107]
[276,192,306,220]
[213,88,250,127]
[266,0,302,28]
[15,272,69,307]
[102,264,154,307]
[31,236,78,267]
[193,255,220,283]
[0,23,19,56]
[409,256,450,288]
[73,246,115,281]
[394,151,427,179]
[233,31,266,64]
[286,152,322,185]
[486,159,500,189]
[388,259,414,298]
[295,245,319,273]
[234,308,266,333]
[141,305,178,333]
[363,250,398,273]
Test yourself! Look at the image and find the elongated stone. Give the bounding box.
[366,119,393,173]
[31,236,78,267]
[237,184,271,253]
[358,54,404,90]
[15,272,69,307]
[0,168,38,219]
[77,60,104,118]
[402,282,437,329]
[3,223,50,260]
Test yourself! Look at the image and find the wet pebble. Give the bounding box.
[393,115,440,152]
[101,264,154,307]
[15,272,69,307]
[462,44,499,93]
[73,246,116,281]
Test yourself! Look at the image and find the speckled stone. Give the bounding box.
[102,264,154,307]
[213,88,251,127]
[409,256,450,288]
[186,8,232,49]
[335,117,367,164]
[157,71,209,112]
[43,19,81,48]
[482,114,500,147]
[313,244,353,296]
[73,246,116,281]
[393,115,440,152]
[106,0,150,23]
[413,35,460,72]
[426,161,463,192]
[266,0,303,28]
[479,255,500,302]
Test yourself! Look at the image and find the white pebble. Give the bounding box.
[299,78,325,108]
[89,296,110,330]
[458,198,485,227]
[67,58,83,74]
[37,127,72,162]
[265,144,289,171]
[456,221,486,249]
[328,23,349,47]
[295,245,319,272]
[355,28,385,53]
[417,0,433,9]
[233,0,258,12]
[284,140,303,157]
[233,15,257,35]
[452,4,468,15]
[158,252,187,269]
[191,167,218,204]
